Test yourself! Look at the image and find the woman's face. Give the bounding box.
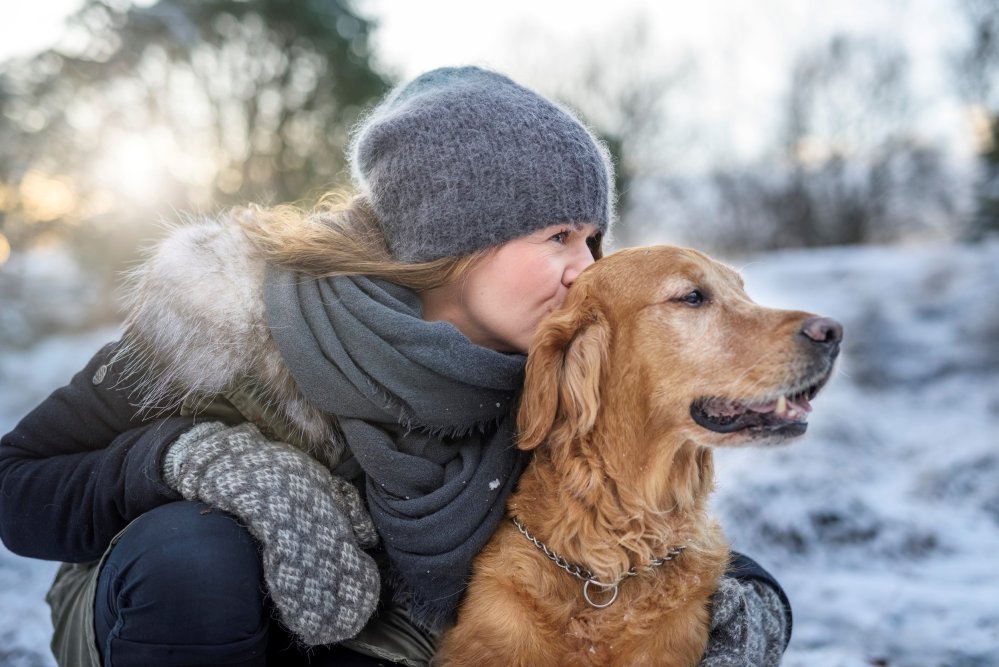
[420,222,601,353]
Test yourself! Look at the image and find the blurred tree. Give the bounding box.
[679,34,958,253]
[953,0,999,240]
[0,0,388,345]
[777,34,909,246]
[0,0,390,257]
[693,139,958,254]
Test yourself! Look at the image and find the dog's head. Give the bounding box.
[517,245,841,452]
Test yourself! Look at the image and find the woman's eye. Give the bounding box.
[680,290,705,306]
[549,230,569,244]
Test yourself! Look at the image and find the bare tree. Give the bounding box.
[677,33,959,254]
[953,0,999,107]
[952,0,999,239]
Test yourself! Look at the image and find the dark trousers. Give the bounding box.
[93,501,393,667]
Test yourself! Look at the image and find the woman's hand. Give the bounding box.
[162,421,380,645]
[700,575,791,666]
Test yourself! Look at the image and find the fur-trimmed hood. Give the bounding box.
[114,215,341,459]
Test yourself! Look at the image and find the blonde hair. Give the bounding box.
[235,194,489,292]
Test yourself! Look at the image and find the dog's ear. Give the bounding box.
[517,286,609,451]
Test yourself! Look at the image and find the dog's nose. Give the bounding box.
[800,317,843,353]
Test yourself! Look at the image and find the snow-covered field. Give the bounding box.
[1,240,997,666]
[714,240,999,666]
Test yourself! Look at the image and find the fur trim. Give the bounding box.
[114,214,339,457]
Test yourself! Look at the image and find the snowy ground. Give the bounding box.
[713,239,999,666]
[1,240,997,666]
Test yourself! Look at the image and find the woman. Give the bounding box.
[0,66,791,666]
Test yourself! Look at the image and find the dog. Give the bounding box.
[438,245,842,666]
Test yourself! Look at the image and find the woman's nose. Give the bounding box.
[562,246,595,287]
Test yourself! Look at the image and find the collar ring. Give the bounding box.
[583,579,620,608]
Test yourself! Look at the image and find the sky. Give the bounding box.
[1,0,86,62]
[0,0,977,165]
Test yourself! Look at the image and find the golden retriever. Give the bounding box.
[438,245,842,667]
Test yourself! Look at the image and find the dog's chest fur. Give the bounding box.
[461,519,726,667]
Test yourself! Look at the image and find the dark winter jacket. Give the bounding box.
[0,342,192,562]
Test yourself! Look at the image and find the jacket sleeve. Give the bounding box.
[0,342,194,562]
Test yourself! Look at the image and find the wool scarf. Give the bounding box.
[264,267,528,630]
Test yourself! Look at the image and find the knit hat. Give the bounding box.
[349,66,615,263]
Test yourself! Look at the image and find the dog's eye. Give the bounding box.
[680,290,705,306]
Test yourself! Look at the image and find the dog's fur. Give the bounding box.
[439,245,840,667]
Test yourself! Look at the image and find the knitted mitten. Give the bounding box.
[162,421,380,646]
[699,576,790,666]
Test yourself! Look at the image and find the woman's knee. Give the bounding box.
[96,501,267,648]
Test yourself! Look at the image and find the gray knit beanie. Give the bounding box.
[349,66,615,263]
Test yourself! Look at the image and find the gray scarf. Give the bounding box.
[264,267,528,630]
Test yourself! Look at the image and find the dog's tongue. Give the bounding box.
[703,394,813,422]
[787,395,813,414]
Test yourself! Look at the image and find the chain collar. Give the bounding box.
[511,515,687,609]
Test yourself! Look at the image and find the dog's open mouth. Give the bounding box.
[690,380,825,437]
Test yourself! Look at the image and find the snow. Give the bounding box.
[1,241,998,665]
[712,240,999,665]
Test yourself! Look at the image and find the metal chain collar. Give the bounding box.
[511,515,687,609]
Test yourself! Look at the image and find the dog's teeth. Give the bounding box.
[776,395,787,414]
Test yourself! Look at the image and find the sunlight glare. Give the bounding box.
[18,170,78,222]
[97,133,166,203]
[969,105,996,153]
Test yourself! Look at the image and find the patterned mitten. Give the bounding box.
[699,576,791,666]
[162,421,380,645]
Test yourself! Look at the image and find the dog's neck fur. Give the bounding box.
[509,386,719,583]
